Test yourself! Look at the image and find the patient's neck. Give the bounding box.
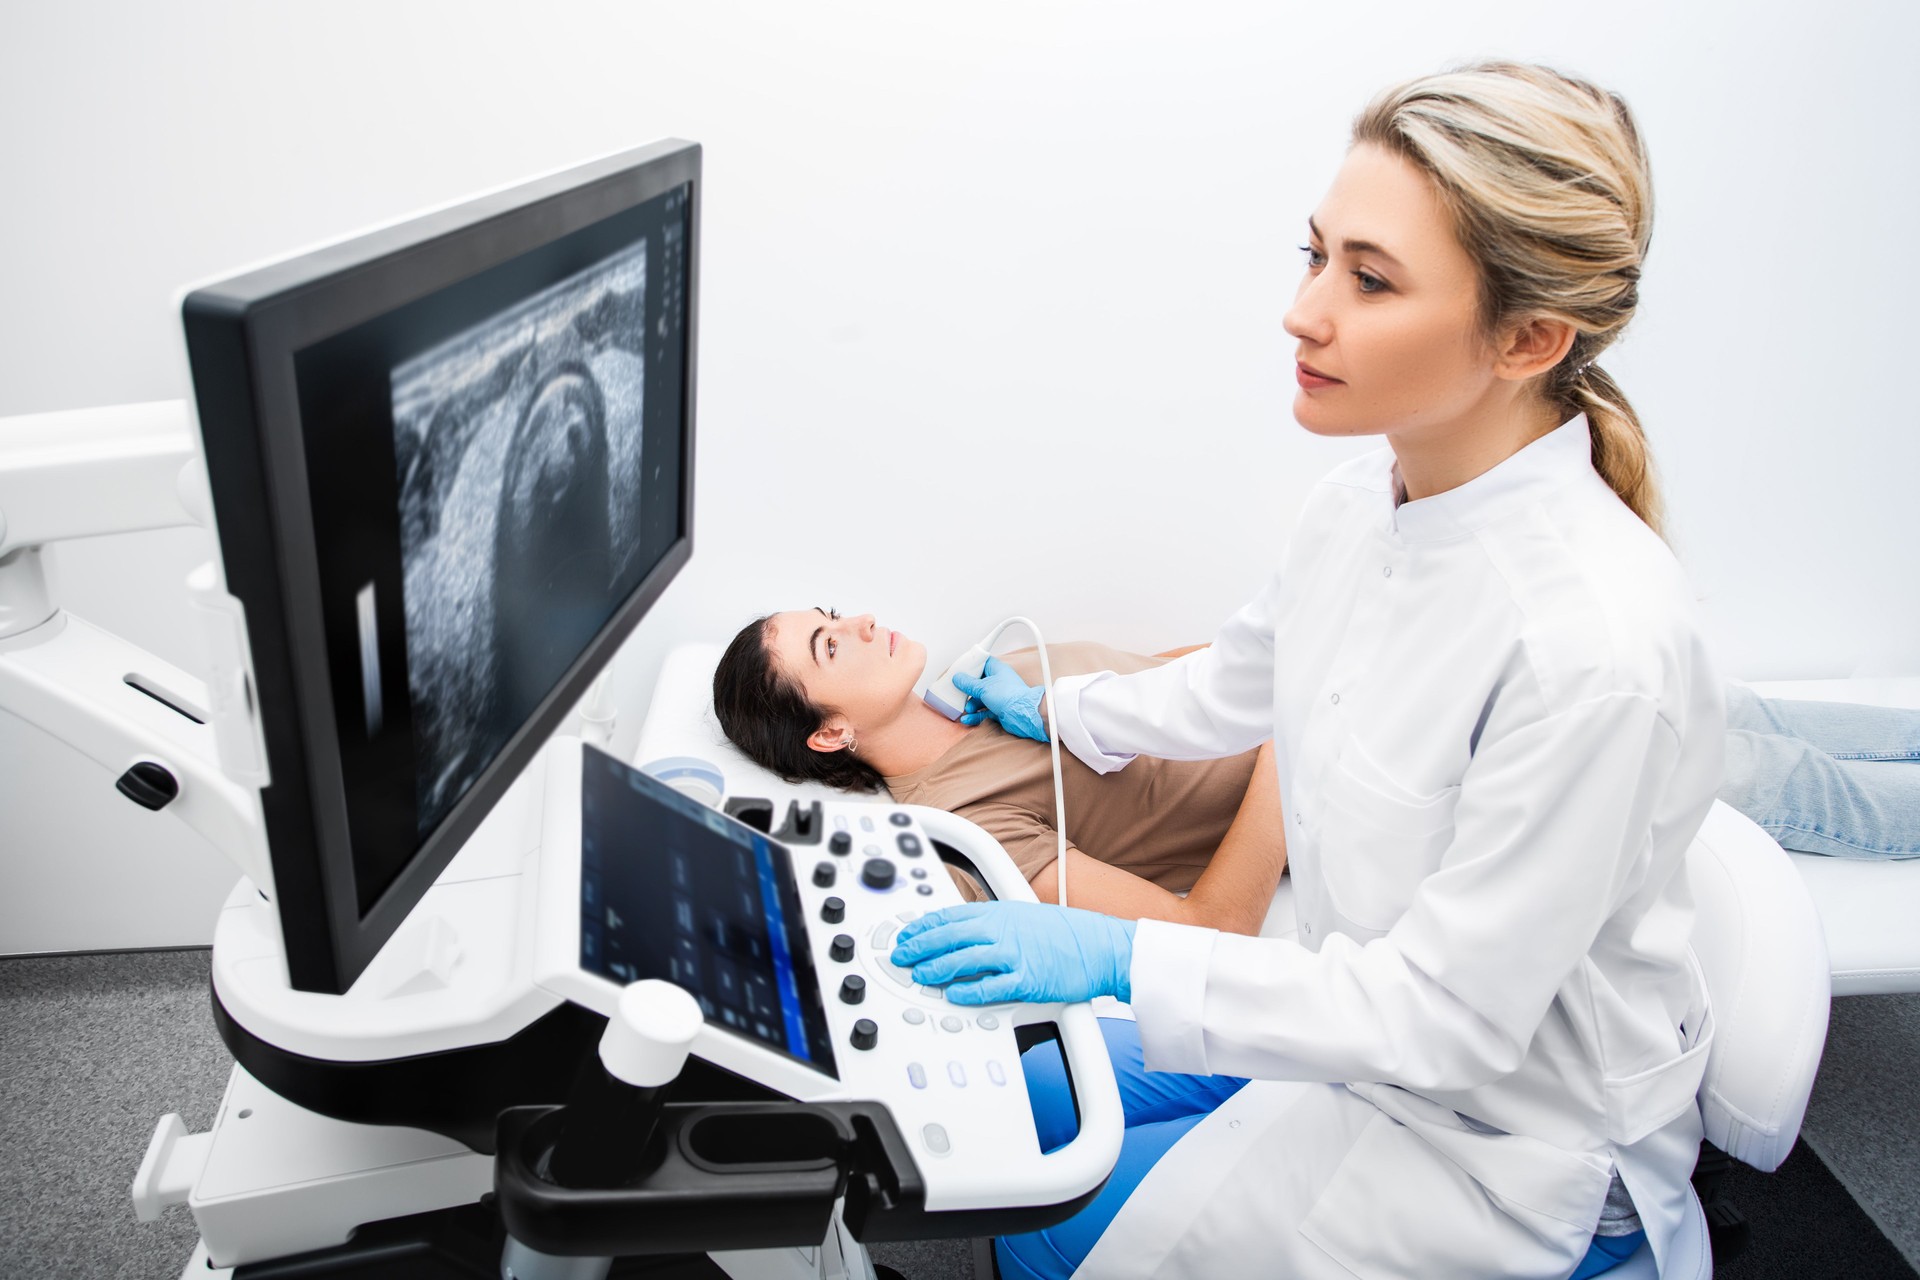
[858,698,974,780]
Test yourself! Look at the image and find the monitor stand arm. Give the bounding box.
[0,401,275,894]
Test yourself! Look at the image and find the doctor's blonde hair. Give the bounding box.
[1355,62,1663,535]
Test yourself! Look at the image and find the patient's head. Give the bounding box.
[712,608,928,793]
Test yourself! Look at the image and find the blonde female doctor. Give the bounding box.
[890,62,1724,1280]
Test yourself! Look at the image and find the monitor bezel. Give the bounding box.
[184,140,701,995]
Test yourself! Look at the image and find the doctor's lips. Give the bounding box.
[1296,361,1344,390]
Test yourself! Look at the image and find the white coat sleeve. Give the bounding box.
[1049,570,1283,775]
[1130,689,1706,1091]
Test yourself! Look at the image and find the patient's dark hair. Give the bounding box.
[713,615,888,793]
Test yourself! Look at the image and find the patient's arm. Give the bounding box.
[1030,741,1287,936]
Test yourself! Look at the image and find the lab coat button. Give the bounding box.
[1331,693,1340,705]
[1382,566,1392,578]
[922,1123,951,1154]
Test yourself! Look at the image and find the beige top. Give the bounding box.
[885,642,1260,899]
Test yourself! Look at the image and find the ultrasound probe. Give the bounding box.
[921,617,1074,910]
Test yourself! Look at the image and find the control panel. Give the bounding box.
[532,738,1121,1215]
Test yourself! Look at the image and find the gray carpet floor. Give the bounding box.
[2,950,1915,1279]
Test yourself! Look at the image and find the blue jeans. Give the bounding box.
[1720,685,1920,858]
[997,1019,1645,1280]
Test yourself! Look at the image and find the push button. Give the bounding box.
[987,1062,1007,1086]
[896,834,923,857]
[903,1008,926,1025]
[940,1015,964,1033]
[908,1063,928,1089]
[890,812,912,827]
[947,1062,967,1087]
[922,1123,950,1155]
[976,1014,999,1030]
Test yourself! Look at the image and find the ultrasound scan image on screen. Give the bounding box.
[391,243,653,836]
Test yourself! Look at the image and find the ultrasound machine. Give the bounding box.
[0,141,1122,1277]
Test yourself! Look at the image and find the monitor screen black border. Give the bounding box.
[184,140,701,995]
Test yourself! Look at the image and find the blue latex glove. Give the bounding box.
[889,901,1136,1005]
[954,654,1049,743]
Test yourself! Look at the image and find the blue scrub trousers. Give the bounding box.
[997,1018,1646,1280]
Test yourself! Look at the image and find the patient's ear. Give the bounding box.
[807,719,854,755]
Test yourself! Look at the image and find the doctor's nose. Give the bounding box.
[1283,273,1333,347]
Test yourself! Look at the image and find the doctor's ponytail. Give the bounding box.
[1354,62,1664,536]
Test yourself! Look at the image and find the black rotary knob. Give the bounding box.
[829,831,852,855]
[812,861,836,888]
[861,859,896,891]
[840,975,867,1004]
[820,896,845,924]
[850,1018,878,1050]
[829,934,856,963]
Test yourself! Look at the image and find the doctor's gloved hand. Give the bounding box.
[954,655,1049,743]
[889,902,1135,1005]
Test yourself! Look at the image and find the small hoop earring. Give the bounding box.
[843,734,857,754]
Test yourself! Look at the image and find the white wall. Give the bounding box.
[2,0,1916,950]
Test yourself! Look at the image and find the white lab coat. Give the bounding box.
[1050,418,1724,1279]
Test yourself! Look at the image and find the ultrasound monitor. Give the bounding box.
[185,141,700,994]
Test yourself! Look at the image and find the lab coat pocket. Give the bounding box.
[1604,952,1715,1145]
[1300,1106,1609,1280]
[1316,746,1460,935]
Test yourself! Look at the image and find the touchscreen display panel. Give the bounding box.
[578,747,838,1077]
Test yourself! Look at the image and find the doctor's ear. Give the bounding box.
[1492,315,1578,383]
[806,721,856,755]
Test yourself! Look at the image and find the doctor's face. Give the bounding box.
[1283,144,1500,441]
[765,607,928,736]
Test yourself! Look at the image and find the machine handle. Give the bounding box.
[905,806,1125,1200]
[131,1113,211,1222]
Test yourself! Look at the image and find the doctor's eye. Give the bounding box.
[1354,270,1388,294]
[1300,244,1327,269]
[826,638,837,659]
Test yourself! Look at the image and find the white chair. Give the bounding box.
[1608,801,1832,1278]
